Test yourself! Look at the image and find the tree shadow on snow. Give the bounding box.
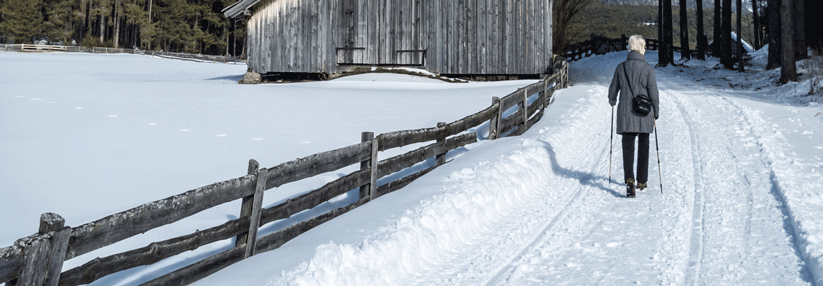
[543,142,625,198]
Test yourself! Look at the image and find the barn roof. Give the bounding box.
[223,0,260,18]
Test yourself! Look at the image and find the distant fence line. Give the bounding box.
[0,44,246,64]
[563,34,694,61]
[0,58,570,285]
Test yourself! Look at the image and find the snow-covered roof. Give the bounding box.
[222,0,261,18]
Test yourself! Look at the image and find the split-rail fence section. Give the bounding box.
[0,59,569,286]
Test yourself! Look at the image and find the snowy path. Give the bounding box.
[490,55,813,285]
[197,52,823,286]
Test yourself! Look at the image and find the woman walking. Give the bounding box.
[608,35,660,198]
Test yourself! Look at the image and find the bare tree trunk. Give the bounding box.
[659,0,673,66]
[780,0,797,83]
[721,0,733,68]
[657,0,663,48]
[753,0,761,49]
[99,14,105,44]
[696,0,706,60]
[113,0,119,48]
[737,0,743,72]
[147,0,152,50]
[679,0,689,60]
[714,0,721,52]
[766,0,781,69]
[794,0,806,60]
[225,19,229,56]
[665,0,673,63]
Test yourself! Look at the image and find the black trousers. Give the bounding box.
[621,133,650,184]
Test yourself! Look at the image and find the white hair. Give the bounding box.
[628,35,646,52]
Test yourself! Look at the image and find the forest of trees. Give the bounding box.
[556,0,822,84]
[0,0,247,56]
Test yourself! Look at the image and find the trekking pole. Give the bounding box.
[609,106,614,185]
[654,119,663,194]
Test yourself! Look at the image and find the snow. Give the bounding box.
[2,47,823,285]
[731,31,755,53]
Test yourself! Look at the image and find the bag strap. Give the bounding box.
[621,62,636,98]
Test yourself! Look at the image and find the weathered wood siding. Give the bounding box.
[247,0,552,75]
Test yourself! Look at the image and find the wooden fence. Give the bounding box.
[563,34,679,61]
[0,59,569,286]
[0,44,246,64]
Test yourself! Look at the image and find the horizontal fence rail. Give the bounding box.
[563,34,693,61]
[0,44,246,64]
[0,59,569,286]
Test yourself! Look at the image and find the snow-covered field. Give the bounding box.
[2,49,823,285]
[0,52,536,284]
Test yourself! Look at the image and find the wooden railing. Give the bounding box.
[0,44,246,64]
[563,34,681,61]
[0,59,569,286]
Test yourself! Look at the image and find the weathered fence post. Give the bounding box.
[235,159,260,248]
[369,135,379,200]
[244,168,268,258]
[489,97,501,140]
[12,213,71,286]
[521,88,529,133]
[360,132,374,199]
[540,78,548,111]
[436,122,447,165]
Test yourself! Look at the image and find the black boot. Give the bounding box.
[626,178,636,198]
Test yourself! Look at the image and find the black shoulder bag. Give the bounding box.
[622,63,652,116]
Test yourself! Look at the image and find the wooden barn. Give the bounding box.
[224,0,553,78]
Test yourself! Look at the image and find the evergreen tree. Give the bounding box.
[43,0,78,44]
[2,0,43,43]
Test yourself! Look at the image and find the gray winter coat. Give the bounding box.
[608,51,660,134]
